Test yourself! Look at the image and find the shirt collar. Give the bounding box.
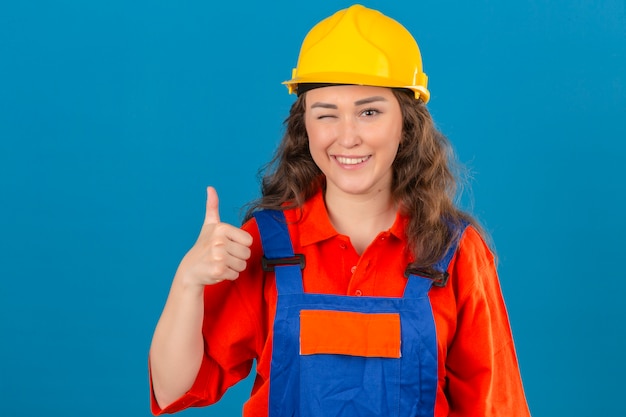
[285,187,408,247]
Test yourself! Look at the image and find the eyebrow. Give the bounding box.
[310,95,389,110]
[355,96,388,106]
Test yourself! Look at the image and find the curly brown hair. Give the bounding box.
[244,88,481,271]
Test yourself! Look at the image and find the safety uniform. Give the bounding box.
[150,188,531,416]
[255,209,465,417]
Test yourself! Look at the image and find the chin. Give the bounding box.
[333,182,376,196]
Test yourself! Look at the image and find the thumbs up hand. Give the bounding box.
[176,186,253,288]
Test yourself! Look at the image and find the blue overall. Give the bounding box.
[253,210,467,417]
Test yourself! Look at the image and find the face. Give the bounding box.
[304,85,403,199]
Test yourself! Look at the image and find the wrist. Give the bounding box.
[172,271,206,299]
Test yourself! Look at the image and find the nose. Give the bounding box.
[336,117,361,148]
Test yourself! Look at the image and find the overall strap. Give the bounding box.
[253,209,305,295]
[433,219,470,273]
[404,219,470,298]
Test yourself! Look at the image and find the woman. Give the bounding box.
[149,5,530,416]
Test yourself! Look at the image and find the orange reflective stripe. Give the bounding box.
[299,310,401,358]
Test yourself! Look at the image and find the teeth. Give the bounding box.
[336,156,369,165]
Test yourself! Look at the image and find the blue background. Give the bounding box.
[1,1,625,416]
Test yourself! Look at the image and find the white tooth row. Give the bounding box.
[336,156,368,165]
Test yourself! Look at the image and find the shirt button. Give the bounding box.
[339,243,347,249]
[350,266,357,274]
[355,289,363,296]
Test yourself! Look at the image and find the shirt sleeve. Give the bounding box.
[149,219,266,415]
[445,226,531,417]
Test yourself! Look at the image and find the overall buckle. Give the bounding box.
[262,254,306,272]
[404,267,449,287]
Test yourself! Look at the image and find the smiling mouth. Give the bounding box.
[334,155,371,165]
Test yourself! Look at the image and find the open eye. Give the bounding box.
[361,108,380,117]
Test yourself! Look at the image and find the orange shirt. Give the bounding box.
[150,189,530,416]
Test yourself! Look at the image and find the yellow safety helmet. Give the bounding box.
[283,4,430,103]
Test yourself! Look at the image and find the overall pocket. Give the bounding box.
[299,310,402,417]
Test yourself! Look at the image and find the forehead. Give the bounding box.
[305,85,396,104]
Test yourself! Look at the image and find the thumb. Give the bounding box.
[204,186,220,225]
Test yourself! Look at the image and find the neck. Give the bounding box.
[324,186,397,254]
